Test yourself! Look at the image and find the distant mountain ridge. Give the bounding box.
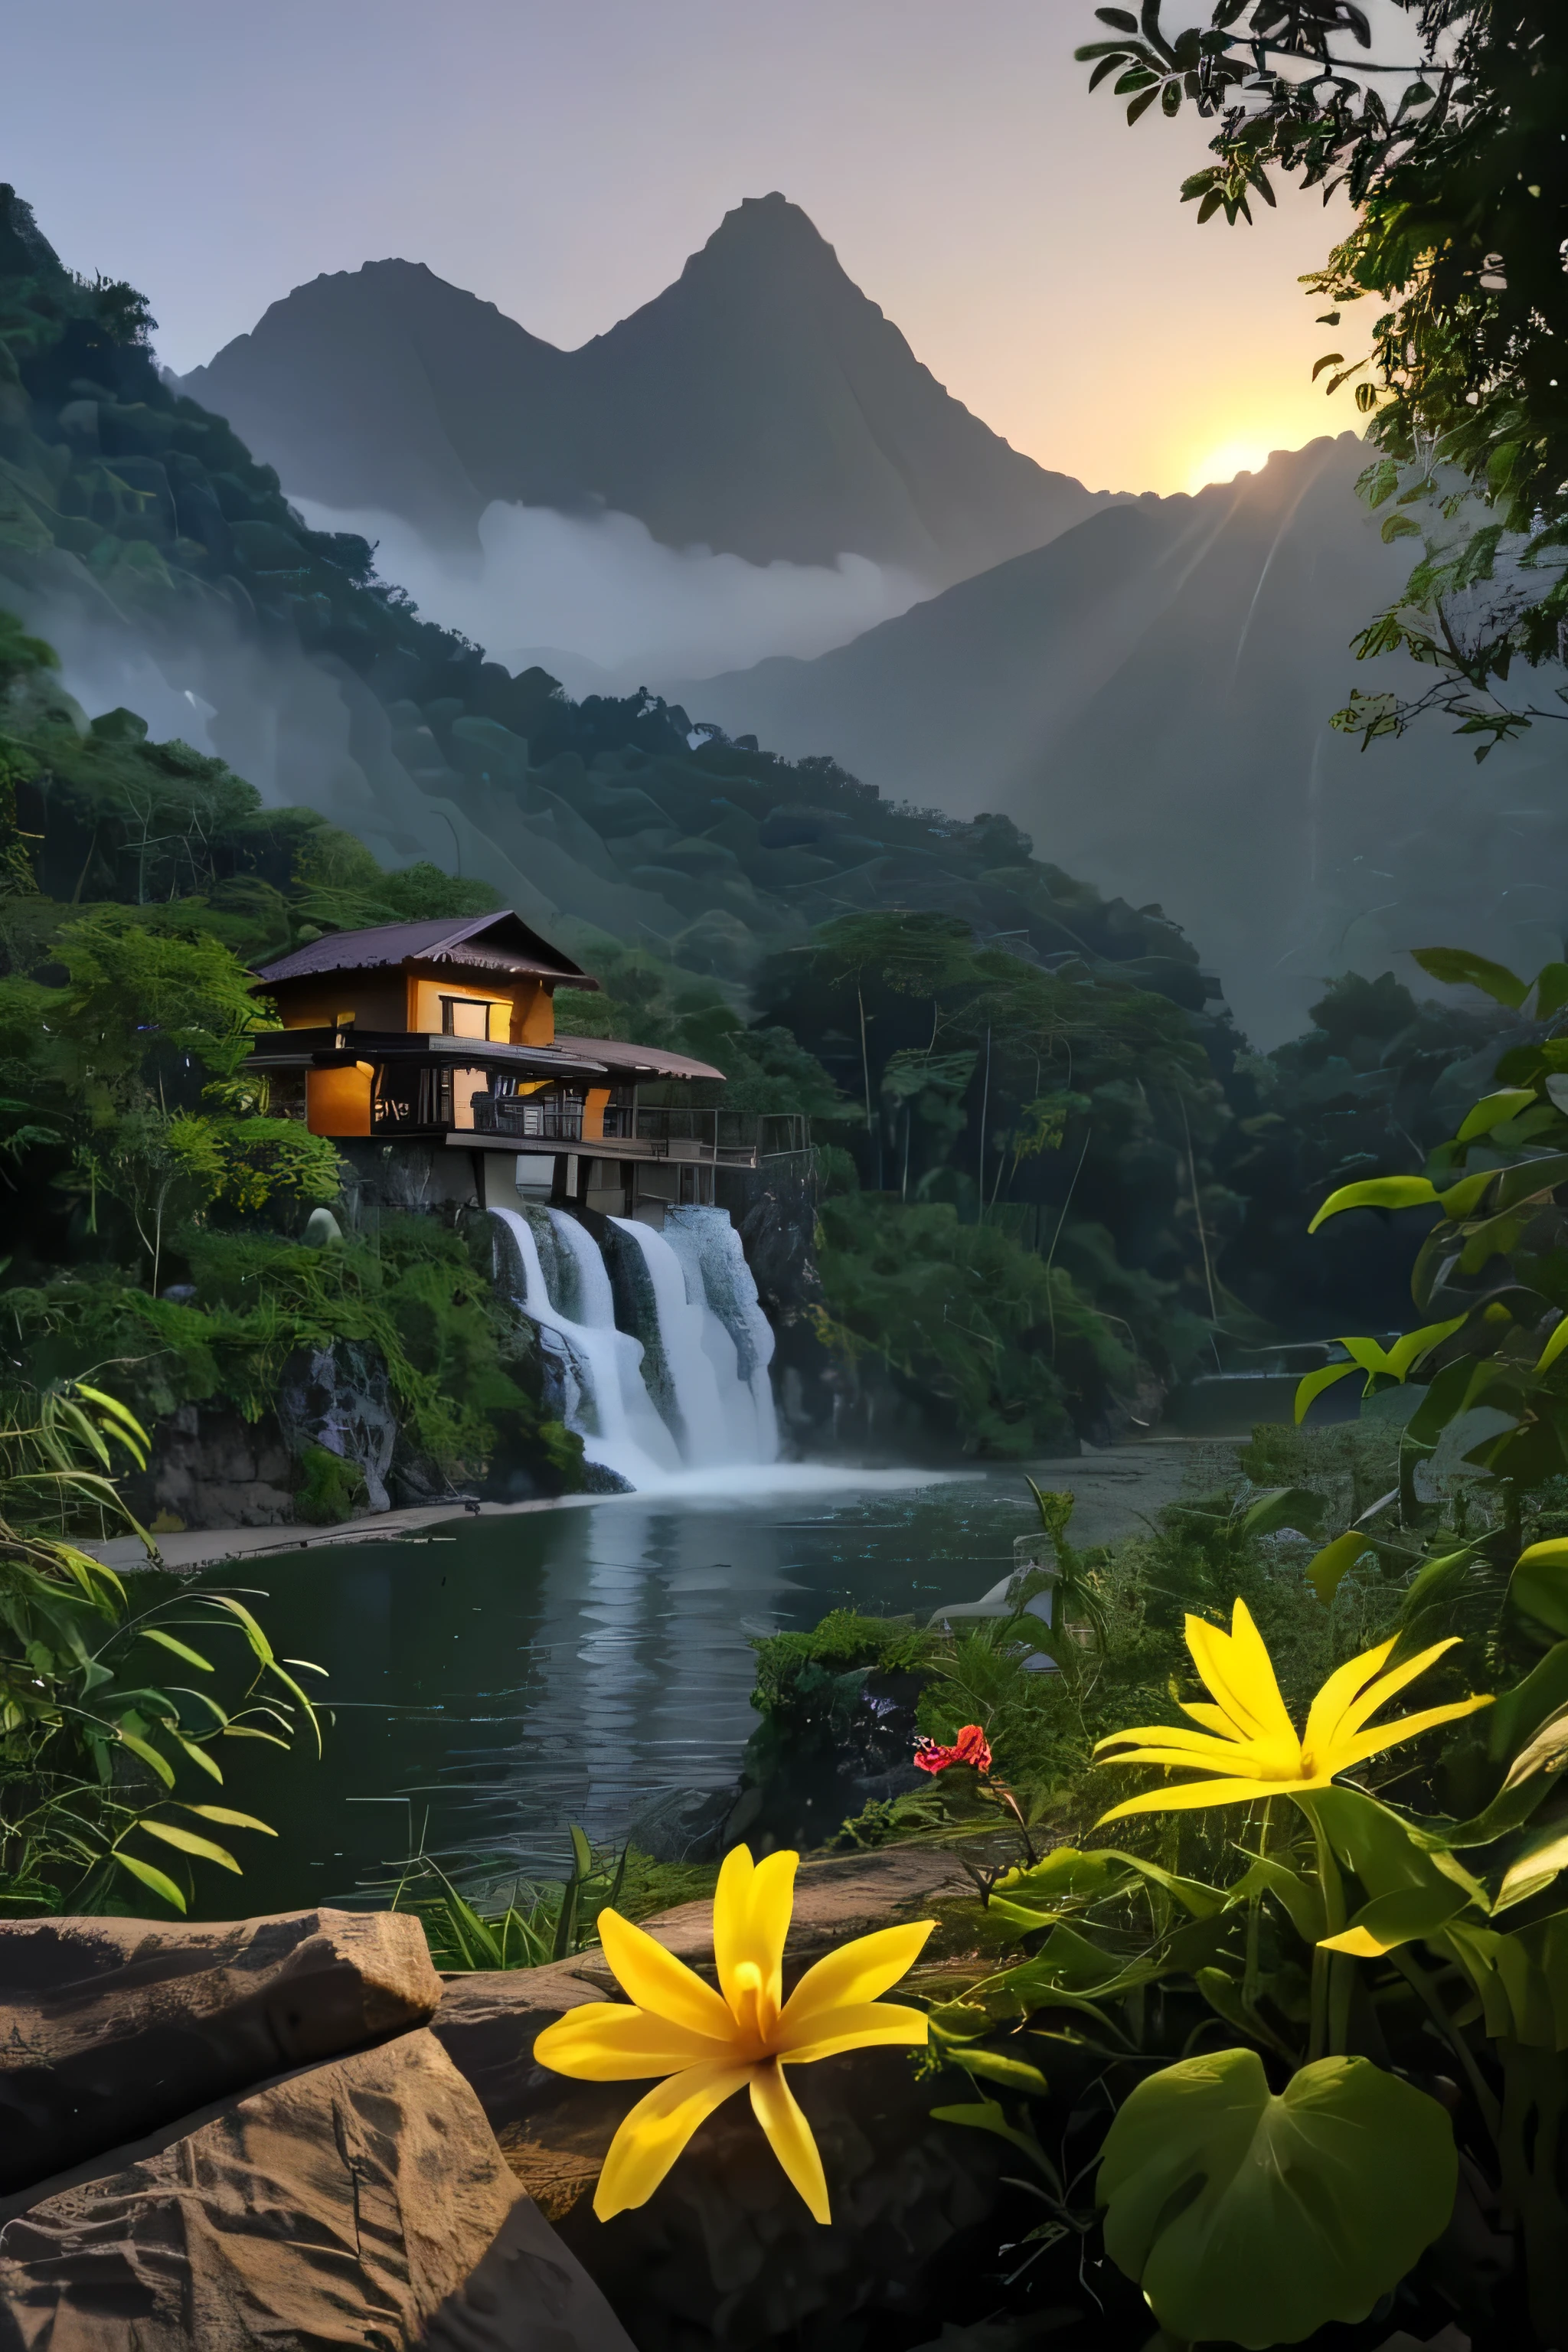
[180,194,1118,586]
[673,435,1568,1042]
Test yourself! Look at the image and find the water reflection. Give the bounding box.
[200,1468,1031,1915]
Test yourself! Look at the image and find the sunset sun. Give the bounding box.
[1187,436,1278,492]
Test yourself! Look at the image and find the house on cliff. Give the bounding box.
[244,912,762,1222]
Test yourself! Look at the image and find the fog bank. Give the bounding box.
[293,498,926,691]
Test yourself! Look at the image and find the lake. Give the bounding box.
[195,1446,1204,1916]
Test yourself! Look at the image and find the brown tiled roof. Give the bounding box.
[254,912,599,989]
[564,1035,726,1083]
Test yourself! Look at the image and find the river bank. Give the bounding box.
[82,1436,1236,1577]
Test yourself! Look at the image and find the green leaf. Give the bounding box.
[182,1804,276,1835]
[1534,1316,1568,1375]
[116,1728,175,1788]
[1410,946,1531,1010]
[170,1731,224,1782]
[930,2096,1051,2170]
[1511,1541,1568,1638]
[1240,1486,1325,1540]
[1308,1176,1438,1233]
[1493,1824,1568,1913]
[1097,2049,1458,2348]
[1294,1361,1359,1424]
[1534,962,1568,1018]
[955,2048,1049,2095]
[1098,1849,1226,1919]
[991,1847,1135,1909]
[111,1849,186,1912]
[1384,1315,1467,1379]
[1435,1165,1500,1219]
[1305,1529,1375,1606]
[1318,1882,1471,1958]
[138,1628,215,1672]
[1308,1786,1462,1905]
[136,1821,241,1873]
[1193,1967,1263,2043]
[1498,1700,1568,1795]
[1457,1089,1540,1142]
[1226,1856,1325,1944]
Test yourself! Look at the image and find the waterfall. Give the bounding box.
[490,1203,779,1488]
[490,1207,681,1488]
[660,1207,779,1465]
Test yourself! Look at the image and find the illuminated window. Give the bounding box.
[441,997,491,1039]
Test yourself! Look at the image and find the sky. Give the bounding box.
[0,0,1380,499]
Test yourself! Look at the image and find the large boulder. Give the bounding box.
[0,1908,440,2195]
[0,2029,635,2352]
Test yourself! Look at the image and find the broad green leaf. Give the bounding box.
[1308,1175,1437,1233]
[1434,1165,1500,1219]
[1534,962,1568,1018]
[1294,1361,1359,1424]
[1384,1315,1468,1378]
[136,1821,241,1873]
[1488,1644,1568,1764]
[1499,1152,1568,1210]
[1306,1788,1458,1903]
[955,2048,1049,2095]
[1410,946,1530,1009]
[1319,1882,1471,1958]
[991,1847,1135,1909]
[112,1849,187,1912]
[138,1629,214,1672]
[1458,1094,1537,1142]
[1097,2049,1458,2349]
[1511,1541,1568,1639]
[1534,1315,1568,1375]
[1494,1824,1568,1914]
[1305,1528,1374,1605]
[1240,1486,1325,1540]
[1499,1701,1568,1794]
[1443,1915,1568,2048]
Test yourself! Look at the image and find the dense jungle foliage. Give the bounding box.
[0,576,1534,1479]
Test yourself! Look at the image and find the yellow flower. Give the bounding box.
[1093,1597,1491,1822]
[533,1844,933,2223]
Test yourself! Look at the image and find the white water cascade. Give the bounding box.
[490,1204,779,1489]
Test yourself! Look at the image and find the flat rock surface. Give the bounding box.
[0,2028,633,2352]
[0,1907,441,2197]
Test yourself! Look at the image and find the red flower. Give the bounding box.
[913,1723,993,1776]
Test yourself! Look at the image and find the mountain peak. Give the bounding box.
[183,201,1114,581]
